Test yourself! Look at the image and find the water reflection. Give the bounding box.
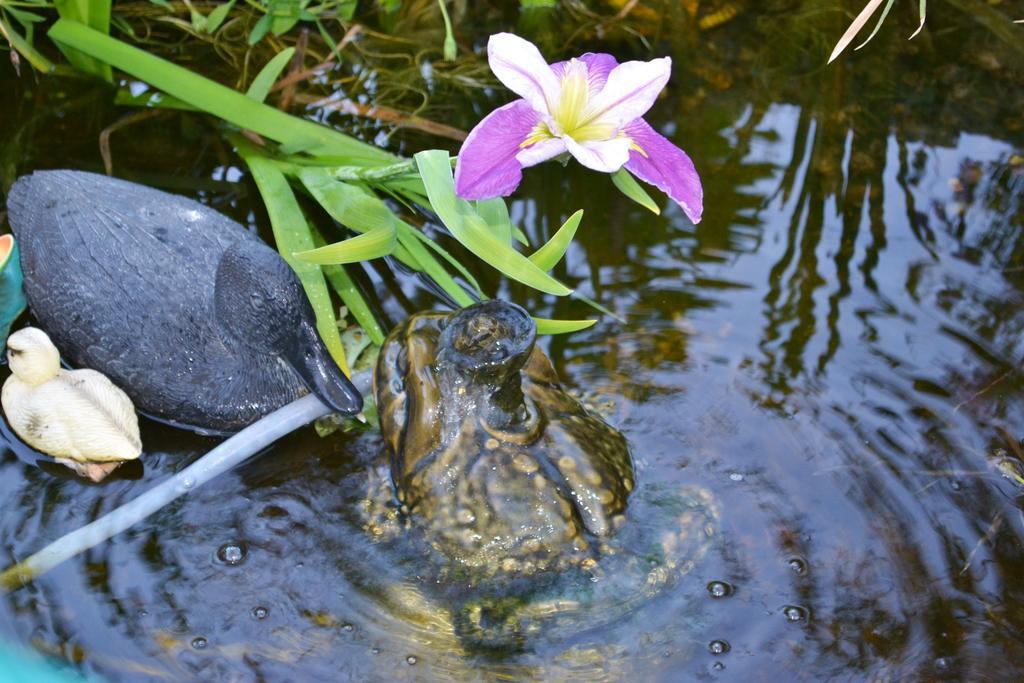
[2,1,1024,680]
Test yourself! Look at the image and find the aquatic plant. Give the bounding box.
[454,33,704,225]
[46,19,605,372]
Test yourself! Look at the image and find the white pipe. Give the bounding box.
[0,393,332,591]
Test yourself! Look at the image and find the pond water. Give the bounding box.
[2,1,1024,680]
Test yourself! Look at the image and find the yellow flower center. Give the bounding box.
[518,58,648,158]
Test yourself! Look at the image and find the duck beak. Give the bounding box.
[285,320,363,415]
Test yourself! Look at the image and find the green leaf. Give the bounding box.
[298,167,400,235]
[309,227,386,346]
[246,46,295,103]
[403,225,485,298]
[436,0,457,61]
[533,317,596,335]
[295,226,395,264]
[855,0,897,51]
[183,0,206,32]
[321,263,386,346]
[394,225,476,307]
[53,0,113,81]
[909,0,927,39]
[0,236,27,347]
[248,12,272,45]
[205,0,236,33]
[475,198,513,244]
[6,7,46,27]
[237,145,350,375]
[413,150,572,297]
[48,20,394,164]
[611,168,660,215]
[529,209,583,271]
[0,15,54,73]
[114,87,196,110]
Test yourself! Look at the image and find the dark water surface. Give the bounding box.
[2,2,1024,680]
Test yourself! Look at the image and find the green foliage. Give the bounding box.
[248,0,357,46]
[0,2,54,73]
[246,46,295,102]
[828,0,930,63]
[45,19,602,346]
[53,0,111,80]
[611,168,660,215]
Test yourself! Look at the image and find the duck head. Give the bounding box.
[6,327,60,386]
[214,239,362,415]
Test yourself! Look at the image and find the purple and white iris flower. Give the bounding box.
[454,33,703,224]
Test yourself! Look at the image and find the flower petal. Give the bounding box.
[455,99,541,199]
[564,136,631,173]
[487,33,560,116]
[583,57,671,129]
[516,137,567,168]
[624,118,703,223]
[551,52,619,91]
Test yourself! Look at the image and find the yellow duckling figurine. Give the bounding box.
[2,327,141,482]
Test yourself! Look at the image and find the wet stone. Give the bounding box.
[707,581,734,598]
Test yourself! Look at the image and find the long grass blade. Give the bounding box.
[394,224,476,307]
[48,20,395,164]
[295,226,395,264]
[414,150,572,297]
[533,317,597,334]
[476,198,513,243]
[854,0,896,51]
[0,15,54,73]
[909,0,927,39]
[246,47,295,103]
[828,0,886,64]
[611,168,660,215]
[311,228,386,346]
[52,0,112,80]
[529,210,583,271]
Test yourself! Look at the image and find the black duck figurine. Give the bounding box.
[5,170,361,433]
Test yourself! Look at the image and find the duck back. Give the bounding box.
[6,170,306,433]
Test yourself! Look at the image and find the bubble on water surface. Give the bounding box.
[783,605,808,622]
[708,640,730,655]
[728,472,744,482]
[406,655,418,665]
[935,656,953,670]
[707,581,734,598]
[216,542,247,565]
[251,606,268,620]
[787,557,807,575]
[712,661,726,671]
[191,637,208,650]
[342,623,355,632]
